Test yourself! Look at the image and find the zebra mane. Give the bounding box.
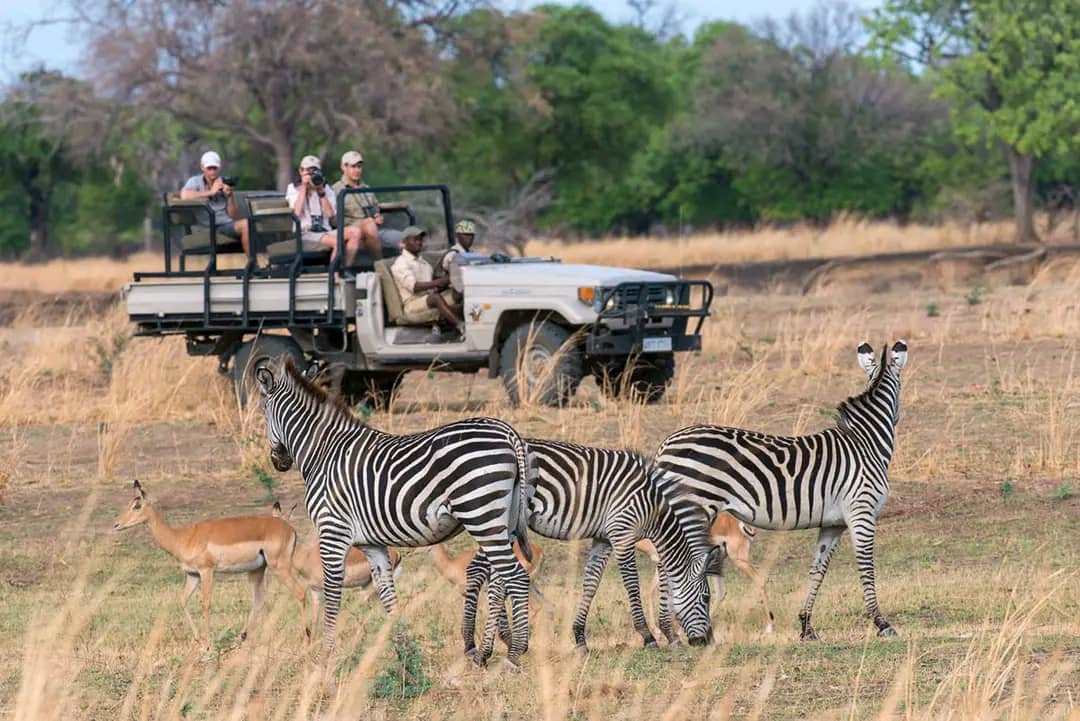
[835,344,889,434]
[281,356,361,423]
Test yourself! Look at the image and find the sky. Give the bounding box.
[0,0,879,81]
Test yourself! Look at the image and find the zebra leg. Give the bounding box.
[798,526,843,641]
[461,552,491,657]
[317,534,350,659]
[850,516,898,637]
[615,545,657,647]
[573,540,613,651]
[476,571,506,668]
[361,545,398,615]
[655,561,679,645]
[502,564,531,668]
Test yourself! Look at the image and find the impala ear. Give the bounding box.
[856,341,875,376]
[255,365,275,393]
[133,479,146,500]
[891,340,908,369]
[272,501,282,516]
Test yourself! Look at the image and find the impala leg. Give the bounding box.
[799,526,843,641]
[850,515,897,637]
[730,557,774,634]
[461,553,490,657]
[268,561,311,643]
[615,545,657,648]
[198,567,214,647]
[572,540,613,651]
[179,573,201,642]
[241,567,267,641]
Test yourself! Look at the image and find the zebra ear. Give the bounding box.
[255,365,275,393]
[856,341,875,376]
[302,362,321,382]
[703,544,726,578]
[891,340,908,369]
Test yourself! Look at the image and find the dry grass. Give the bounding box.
[1,242,1079,719]
[526,215,1077,270]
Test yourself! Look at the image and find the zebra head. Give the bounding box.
[676,544,722,645]
[255,354,301,472]
[843,340,908,434]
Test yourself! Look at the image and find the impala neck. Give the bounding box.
[143,505,187,560]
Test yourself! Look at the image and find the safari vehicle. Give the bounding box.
[124,184,714,407]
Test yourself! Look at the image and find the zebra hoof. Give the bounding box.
[464,647,477,658]
[502,658,521,673]
[644,639,659,649]
[573,643,589,656]
[800,629,819,642]
[878,625,899,638]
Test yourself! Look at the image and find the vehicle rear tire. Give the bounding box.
[340,371,405,412]
[594,353,675,404]
[499,321,583,407]
[231,335,305,408]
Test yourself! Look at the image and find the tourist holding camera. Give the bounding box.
[180,150,250,253]
[286,155,362,270]
[332,150,384,261]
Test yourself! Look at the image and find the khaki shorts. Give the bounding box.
[402,289,455,324]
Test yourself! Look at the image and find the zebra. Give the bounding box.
[459,440,719,657]
[254,356,535,666]
[652,341,908,640]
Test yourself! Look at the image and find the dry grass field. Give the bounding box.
[0,228,1078,720]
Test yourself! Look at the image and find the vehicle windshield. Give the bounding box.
[362,185,452,253]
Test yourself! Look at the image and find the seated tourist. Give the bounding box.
[331,150,383,260]
[180,151,250,253]
[285,154,363,270]
[391,226,464,337]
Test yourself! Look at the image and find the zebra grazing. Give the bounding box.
[653,341,908,640]
[255,356,534,666]
[461,440,718,655]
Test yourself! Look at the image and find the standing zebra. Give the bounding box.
[255,356,534,666]
[460,440,718,658]
[653,341,908,640]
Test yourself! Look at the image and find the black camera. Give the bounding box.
[310,169,326,187]
[221,176,238,187]
[362,204,379,218]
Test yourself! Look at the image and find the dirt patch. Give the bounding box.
[0,289,119,327]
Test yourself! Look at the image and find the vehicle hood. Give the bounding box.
[464,262,677,287]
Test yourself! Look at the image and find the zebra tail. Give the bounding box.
[510,432,533,564]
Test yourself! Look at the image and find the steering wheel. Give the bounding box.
[490,253,512,264]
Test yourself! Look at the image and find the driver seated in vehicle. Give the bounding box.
[391,226,465,340]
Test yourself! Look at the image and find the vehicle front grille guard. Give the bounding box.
[588,280,714,350]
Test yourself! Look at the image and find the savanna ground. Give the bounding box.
[0,223,1078,720]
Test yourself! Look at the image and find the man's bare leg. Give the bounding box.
[358,218,382,259]
[236,219,251,254]
[427,292,462,327]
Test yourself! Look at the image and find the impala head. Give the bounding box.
[113,480,152,531]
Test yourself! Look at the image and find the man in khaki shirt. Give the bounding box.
[331,150,383,261]
[391,226,463,333]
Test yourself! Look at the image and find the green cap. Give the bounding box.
[402,226,426,240]
[455,219,476,235]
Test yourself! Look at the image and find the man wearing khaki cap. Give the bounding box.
[331,150,383,260]
[391,226,463,337]
[180,150,250,253]
[440,218,477,273]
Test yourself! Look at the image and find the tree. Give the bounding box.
[76,0,452,189]
[687,2,942,221]
[0,71,80,260]
[868,0,1080,242]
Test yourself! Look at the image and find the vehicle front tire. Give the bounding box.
[231,334,305,408]
[499,321,583,407]
[340,371,405,412]
[594,353,675,404]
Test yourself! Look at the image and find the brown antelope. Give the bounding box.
[112,480,309,645]
[637,513,774,634]
[429,541,542,592]
[270,502,403,631]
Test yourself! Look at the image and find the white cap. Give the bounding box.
[200,151,222,169]
[299,155,322,170]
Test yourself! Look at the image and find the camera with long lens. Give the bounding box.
[221,176,238,187]
[310,168,326,187]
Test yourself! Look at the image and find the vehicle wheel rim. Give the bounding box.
[524,346,554,385]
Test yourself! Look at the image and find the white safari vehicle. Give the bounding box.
[124,184,713,407]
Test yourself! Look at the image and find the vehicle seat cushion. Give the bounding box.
[375,258,405,324]
[180,230,243,253]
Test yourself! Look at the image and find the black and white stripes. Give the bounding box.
[653,341,908,640]
[256,356,534,665]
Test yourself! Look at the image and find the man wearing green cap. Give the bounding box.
[331,150,383,260]
[440,218,477,273]
[391,226,464,336]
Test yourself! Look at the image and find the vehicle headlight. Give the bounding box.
[663,288,676,306]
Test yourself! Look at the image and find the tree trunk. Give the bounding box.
[271,130,296,191]
[24,187,50,262]
[1006,145,1039,244]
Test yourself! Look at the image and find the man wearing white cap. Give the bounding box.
[180,150,250,253]
[286,154,363,269]
[331,150,383,260]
